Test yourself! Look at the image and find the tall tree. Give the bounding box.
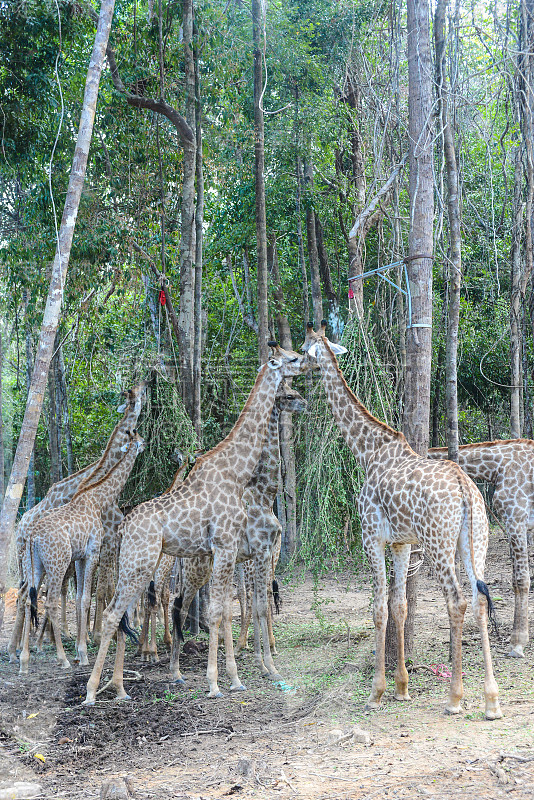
[386,0,434,663]
[252,0,269,363]
[435,0,462,461]
[0,0,116,635]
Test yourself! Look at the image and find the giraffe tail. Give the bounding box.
[476,580,498,635]
[147,580,157,607]
[119,612,139,644]
[29,587,39,629]
[272,579,281,614]
[172,595,185,642]
[456,466,499,635]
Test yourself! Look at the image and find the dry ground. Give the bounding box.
[1,529,533,799]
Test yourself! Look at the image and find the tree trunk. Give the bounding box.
[521,0,534,433]
[57,343,74,474]
[296,157,310,325]
[315,217,340,339]
[385,0,434,666]
[193,38,204,443]
[510,146,523,438]
[48,364,62,484]
[24,326,35,511]
[304,160,324,329]
[435,0,462,462]
[269,235,298,558]
[0,0,116,634]
[252,0,269,364]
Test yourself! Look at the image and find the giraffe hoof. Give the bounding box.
[506,645,524,658]
[267,672,283,682]
[82,698,95,706]
[208,691,224,699]
[444,704,461,716]
[229,684,246,693]
[485,705,503,721]
[364,701,381,712]
[171,678,186,686]
[116,693,131,702]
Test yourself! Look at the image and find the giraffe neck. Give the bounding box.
[244,405,281,507]
[189,364,282,490]
[73,444,139,508]
[317,340,405,468]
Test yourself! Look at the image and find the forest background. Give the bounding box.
[0,0,531,578]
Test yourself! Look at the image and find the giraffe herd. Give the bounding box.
[8,324,534,720]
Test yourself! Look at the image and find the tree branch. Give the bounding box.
[349,156,407,240]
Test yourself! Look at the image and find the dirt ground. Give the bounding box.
[1,530,533,800]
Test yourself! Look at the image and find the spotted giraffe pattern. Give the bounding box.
[303,323,502,720]
[16,432,145,674]
[429,439,534,657]
[235,531,282,655]
[173,382,306,680]
[84,345,309,704]
[8,382,147,662]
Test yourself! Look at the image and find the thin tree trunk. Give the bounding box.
[48,364,62,485]
[304,160,324,329]
[386,0,434,666]
[193,38,203,443]
[57,343,74,474]
[269,235,298,558]
[510,146,523,438]
[435,0,462,462]
[252,0,269,364]
[296,157,310,325]
[315,217,340,339]
[24,326,35,511]
[0,0,116,634]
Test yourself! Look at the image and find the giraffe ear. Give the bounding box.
[307,343,319,358]
[117,402,127,413]
[326,339,348,355]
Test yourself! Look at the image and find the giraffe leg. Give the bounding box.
[19,601,32,675]
[162,582,172,646]
[46,585,71,670]
[507,524,529,658]
[8,582,28,663]
[137,592,150,658]
[364,539,388,710]
[252,552,281,680]
[457,537,502,720]
[390,543,411,702]
[77,552,100,666]
[235,564,249,653]
[170,578,205,682]
[207,550,243,697]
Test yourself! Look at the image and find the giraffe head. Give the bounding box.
[116,380,148,416]
[266,341,308,379]
[301,321,348,365]
[276,380,307,414]
[120,428,146,455]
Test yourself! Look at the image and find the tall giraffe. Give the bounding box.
[302,323,502,720]
[8,381,147,660]
[18,430,145,674]
[84,344,308,704]
[428,439,534,657]
[171,381,306,681]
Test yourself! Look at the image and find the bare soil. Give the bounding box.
[1,529,533,799]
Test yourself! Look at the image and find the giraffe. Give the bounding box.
[17,430,145,674]
[428,439,534,658]
[84,344,308,704]
[302,323,502,720]
[173,380,306,680]
[8,381,147,661]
